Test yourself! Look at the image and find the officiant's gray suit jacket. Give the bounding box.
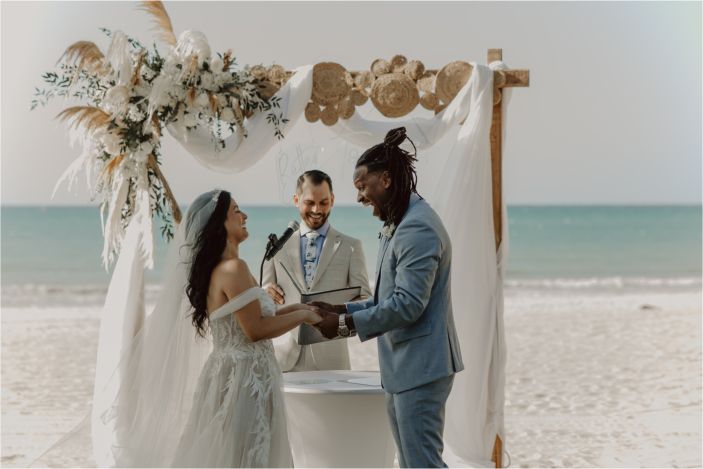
[263,226,372,371]
[346,194,464,394]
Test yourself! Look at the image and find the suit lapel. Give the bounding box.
[373,236,392,303]
[280,231,306,294]
[310,227,341,291]
[373,197,423,300]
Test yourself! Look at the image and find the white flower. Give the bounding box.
[138,141,154,156]
[148,74,175,115]
[220,107,235,123]
[101,130,122,155]
[182,112,197,127]
[127,105,146,122]
[380,224,396,239]
[195,92,210,109]
[200,71,214,90]
[212,70,231,86]
[103,85,129,115]
[174,30,211,65]
[133,84,151,99]
[211,58,224,73]
[132,149,149,164]
[131,140,154,164]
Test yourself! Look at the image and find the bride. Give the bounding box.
[91,189,321,467]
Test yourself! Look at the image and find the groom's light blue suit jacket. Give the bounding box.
[347,194,464,394]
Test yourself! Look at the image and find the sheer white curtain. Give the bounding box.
[325,62,509,467]
[99,61,509,467]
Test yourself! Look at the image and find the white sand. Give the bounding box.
[2,290,701,467]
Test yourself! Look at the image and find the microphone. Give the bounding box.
[264,221,300,261]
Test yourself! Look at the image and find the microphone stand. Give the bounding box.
[260,233,278,286]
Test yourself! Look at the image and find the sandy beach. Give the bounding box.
[2,288,701,468]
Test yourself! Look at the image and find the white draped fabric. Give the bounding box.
[98,61,509,467]
[166,65,314,173]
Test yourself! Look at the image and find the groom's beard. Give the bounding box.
[377,204,389,223]
[303,211,330,229]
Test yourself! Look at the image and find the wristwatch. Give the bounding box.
[338,313,351,337]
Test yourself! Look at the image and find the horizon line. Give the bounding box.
[2,203,702,208]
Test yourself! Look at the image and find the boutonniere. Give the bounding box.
[378,223,397,239]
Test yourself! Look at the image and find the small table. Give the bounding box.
[282,370,395,468]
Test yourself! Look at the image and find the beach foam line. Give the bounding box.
[3,276,701,309]
[1,283,162,308]
[504,276,702,290]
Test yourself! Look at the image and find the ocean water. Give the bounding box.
[1,205,701,307]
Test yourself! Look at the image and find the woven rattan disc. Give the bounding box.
[370,73,419,118]
[352,89,369,106]
[312,62,352,106]
[417,71,435,93]
[354,71,374,89]
[404,60,425,81]
[338,96,355,119]
[305,102,321,123]
[493,88,502,106]
[420,92,439,110]
[371,59,391,77]
[249,65,268,80]
[320,104,339,126]
[267,64,287,83]
[435,61,473,104]
[390,55,408,73]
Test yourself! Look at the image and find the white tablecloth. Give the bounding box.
[283,370,395,468]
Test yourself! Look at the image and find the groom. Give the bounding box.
[314,128,463,468]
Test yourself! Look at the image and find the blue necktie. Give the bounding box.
[304,231,319,288]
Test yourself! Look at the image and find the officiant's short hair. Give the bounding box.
[296,170,333,194]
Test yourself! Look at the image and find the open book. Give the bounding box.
[278,263,362,345]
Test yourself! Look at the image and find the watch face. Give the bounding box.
[338,327,350,337]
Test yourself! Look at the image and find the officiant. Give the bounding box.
[263,170,372,371]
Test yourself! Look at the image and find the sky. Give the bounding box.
[1,1,701,206]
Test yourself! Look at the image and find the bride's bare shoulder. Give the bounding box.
[212,258,256,298]
[216,258,249,273]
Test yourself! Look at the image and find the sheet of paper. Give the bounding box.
[346,376,382,387]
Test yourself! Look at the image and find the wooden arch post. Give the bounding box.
[487,48,529,468]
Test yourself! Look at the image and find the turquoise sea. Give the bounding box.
[1,205,701,307]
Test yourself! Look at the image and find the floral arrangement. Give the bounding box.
[34,2,289,268]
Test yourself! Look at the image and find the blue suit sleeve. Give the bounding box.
[351,219,441,342]
[346,296,374,313]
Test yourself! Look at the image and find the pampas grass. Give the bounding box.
[138,1,177,47]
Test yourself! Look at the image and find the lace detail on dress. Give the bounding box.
[179,287,284,467]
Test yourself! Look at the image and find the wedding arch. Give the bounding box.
[40,2,529,467]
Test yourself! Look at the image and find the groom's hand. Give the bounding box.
[315,311,339,339]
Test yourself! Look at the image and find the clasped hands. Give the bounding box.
[307,301,346,339]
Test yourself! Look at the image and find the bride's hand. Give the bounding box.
[303,307,323,325]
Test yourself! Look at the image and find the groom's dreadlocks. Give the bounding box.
[356,127,420,227]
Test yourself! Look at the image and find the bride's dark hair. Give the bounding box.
[186,190,232,338]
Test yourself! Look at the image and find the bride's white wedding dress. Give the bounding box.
[33,194,294,468]
[173,286,292,467]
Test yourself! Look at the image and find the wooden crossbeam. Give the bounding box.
[495,69,530,88]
